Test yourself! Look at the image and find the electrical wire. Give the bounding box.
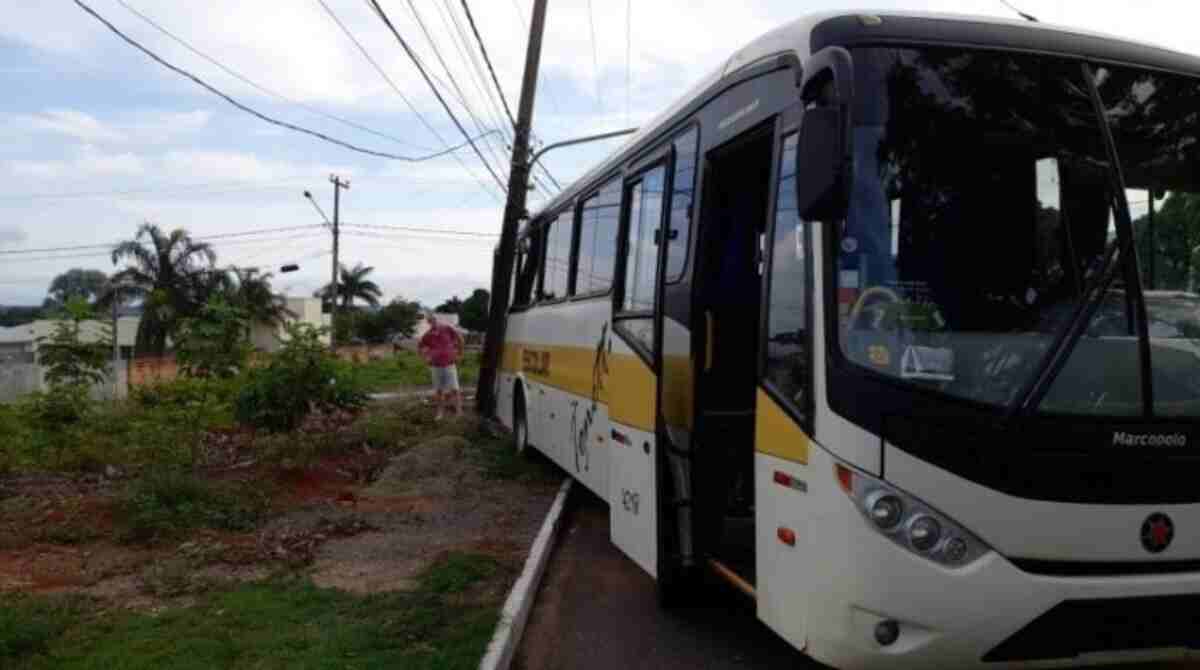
[458,0,517,129]
[112,0,432,152]
[437,0,514,149]
[625,0,632,125]
[365,0,508,193]
[399,0,510,191]
[341,222,496,237]
[584,0,602,110]
[314,0,502,203]
[0,225,326,256]
[73,0,494,163]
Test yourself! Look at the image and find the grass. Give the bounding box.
[115,469,270,544]
[353,350,481,393]
[1,552,505,670]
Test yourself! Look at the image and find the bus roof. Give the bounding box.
[525,10,1200,227]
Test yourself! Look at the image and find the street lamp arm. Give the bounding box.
[528,127,639,172]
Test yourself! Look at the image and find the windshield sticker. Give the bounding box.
[901,346,955,382]
[868,345,891,367]
[840,270,860,289]
[841,236,859,254]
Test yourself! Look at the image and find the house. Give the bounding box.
[0,316,139,364]
[248,297,331,352]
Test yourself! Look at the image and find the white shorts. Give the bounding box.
[430,365,459,392]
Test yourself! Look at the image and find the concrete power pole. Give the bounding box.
[476,0,548,416]
[329,174,350,350]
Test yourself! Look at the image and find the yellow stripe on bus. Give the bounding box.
[500,340,661,432]
[755,388,810,464]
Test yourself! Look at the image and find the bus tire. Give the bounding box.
[513,385,531,456]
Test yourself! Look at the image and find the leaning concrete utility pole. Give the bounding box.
[476,0,548,416]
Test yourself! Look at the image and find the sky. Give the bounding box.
[0,0,1197,307]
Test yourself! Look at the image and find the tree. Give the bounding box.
[315,262,383,312]
[36,297,111,389]
[1136,193,1200,291]
[459,289,490,332]
[110,223,216,355]
[352,298,421,344]
[435,296,463,314]
[174,296,252,379]
[227,267,292,330]
[44,268,110,310]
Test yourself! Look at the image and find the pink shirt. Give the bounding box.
[419,324,462,367]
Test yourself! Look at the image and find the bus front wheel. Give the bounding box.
[512,386,531,455]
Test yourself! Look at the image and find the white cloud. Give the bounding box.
[15,109,126,143]
[11,108,213,146]
[7,145,146,179]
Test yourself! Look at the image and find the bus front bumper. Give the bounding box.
[803,498,1200,669]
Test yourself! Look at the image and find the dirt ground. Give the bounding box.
[0,400,561,611]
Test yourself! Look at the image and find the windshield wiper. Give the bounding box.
[1011,62,1154,417]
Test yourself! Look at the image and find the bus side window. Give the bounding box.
[665,127,699,282]
[763,133,811,426]
[515,226,543,306]
[575,178,621,295]
[542,210,573,300]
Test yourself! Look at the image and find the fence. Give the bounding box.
[0,361,128,403]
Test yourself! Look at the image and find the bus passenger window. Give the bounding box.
[575,179,621,294]
[541,211,572,300]
[764,133,810,422]
[513,230,541,307]
[623,167,666,313]
[665,127,699,282]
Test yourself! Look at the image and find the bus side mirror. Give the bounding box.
[796,47,854,222]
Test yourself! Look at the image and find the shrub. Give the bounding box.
[174,297,251,379]
[234,324,367,433]
[116,469,269,543]
[37,298,111,389]
[16,385,93,467]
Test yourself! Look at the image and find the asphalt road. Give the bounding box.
[512,487,816,670]
[513,486,1195,670]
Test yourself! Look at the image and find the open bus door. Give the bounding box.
[607,154,673,577]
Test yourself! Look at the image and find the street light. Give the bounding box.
[303,190,332,226]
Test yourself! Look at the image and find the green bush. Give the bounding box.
[116,469,269,543]
[174,297,252,379]
[235,324,367,433]
[131,375,242,410]
[0,594,88,664]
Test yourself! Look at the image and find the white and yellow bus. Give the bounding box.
[490,11,1200,668]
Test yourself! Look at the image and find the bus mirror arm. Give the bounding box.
[795,47,855,223]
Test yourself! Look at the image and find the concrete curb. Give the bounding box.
[479,477,573,670]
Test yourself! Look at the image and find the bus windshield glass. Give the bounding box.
[837,46,1200,414]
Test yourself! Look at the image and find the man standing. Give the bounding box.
[418,311,464,420]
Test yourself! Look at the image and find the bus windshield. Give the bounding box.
[836,46,1200,415]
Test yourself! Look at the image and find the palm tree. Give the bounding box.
[315,262,383,311]
[228,266,292,329]
[110,222,216,355]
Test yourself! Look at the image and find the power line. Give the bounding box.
[0,225,326,256]
[399,0,510,190]
[459,0,517,129]
[341,222,497,237]
[365,0,508,193]
[625,0,632,124]
[73,0,494,163]
[437,0,514,148]
[314,0,502,203]
[112,0,432,152]
[584,0,601,109]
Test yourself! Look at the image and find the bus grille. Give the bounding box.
[984,594,1200,662]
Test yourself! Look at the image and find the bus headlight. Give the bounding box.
[836,463,990,567]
